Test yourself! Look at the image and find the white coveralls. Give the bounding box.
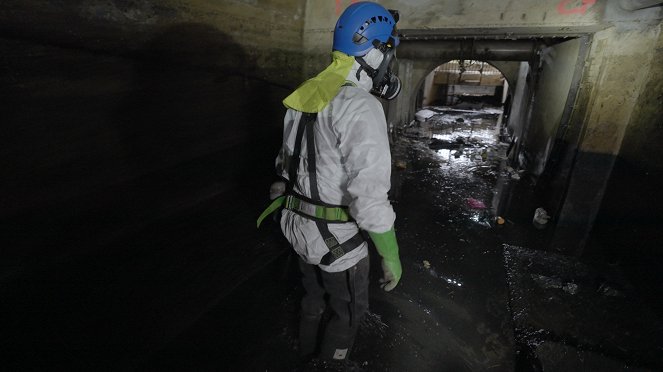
[276,52,395,273]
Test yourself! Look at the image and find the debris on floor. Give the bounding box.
[466,198,487,209]
[532,207,550,229]
[504,244,663,371]
[148,104,663,371]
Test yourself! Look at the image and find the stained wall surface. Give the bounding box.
[304,0,662,254]
[589,25,663,315]
[523,38,581,176]
[1,0,307,367]
[2,0,306,217]
[304,0,606,68]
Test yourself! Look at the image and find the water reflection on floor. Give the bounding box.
[350,105,518,371]
[145,105,663,372]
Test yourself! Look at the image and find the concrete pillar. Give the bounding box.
[551,25,662,254]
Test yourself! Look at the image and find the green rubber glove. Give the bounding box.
[368,228,402,292]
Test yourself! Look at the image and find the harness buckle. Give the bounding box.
[329,246,345,260]
[324,236,340,249]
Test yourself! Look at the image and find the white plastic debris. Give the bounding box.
[415,109,437,122]
[533,207,550,229]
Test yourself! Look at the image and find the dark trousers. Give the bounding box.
[297,255,370,360]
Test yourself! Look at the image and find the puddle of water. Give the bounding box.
[402,106,511,224]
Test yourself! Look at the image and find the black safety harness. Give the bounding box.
[286,112,365,266]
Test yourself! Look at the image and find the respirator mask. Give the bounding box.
[355,37,402,100]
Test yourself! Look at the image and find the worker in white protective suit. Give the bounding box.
[257,1,403,364]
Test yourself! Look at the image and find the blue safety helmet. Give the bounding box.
[333,2,399,56]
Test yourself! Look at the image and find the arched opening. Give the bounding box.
[418,60,508,108]
[392,37,587,224]
[411,59,510,163]
[399,59,513,222]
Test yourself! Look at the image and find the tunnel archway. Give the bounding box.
[387,38,538,128]
[389,35,589,227]
[415,59,510,109]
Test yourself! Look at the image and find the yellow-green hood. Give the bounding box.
[282,51,355,113]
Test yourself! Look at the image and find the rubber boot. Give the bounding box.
[298,313,322,358]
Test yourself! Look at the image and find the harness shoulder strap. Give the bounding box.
[286,112,314,195]
[288,111,364,266]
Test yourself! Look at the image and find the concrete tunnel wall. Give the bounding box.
[304,0,663,255]
[523,38,582,176]
[585,25,663,311]
[507,62,536,166]
[549,23,663,252]
[303,0,607,67]
[1,0,309,362]
[2,0,306,218]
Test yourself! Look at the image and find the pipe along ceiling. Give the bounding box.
[397,39,541,61]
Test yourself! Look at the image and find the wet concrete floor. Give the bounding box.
[29,108,663,372]
[136,107,663,371]
[141,106,515,371]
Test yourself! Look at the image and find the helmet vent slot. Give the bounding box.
[353,33,368,44]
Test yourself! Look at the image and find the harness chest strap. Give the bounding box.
[284,195,351,222]
[256,194,350,228]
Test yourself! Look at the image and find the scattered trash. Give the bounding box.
[466,198,486,209]
[452,144,464,158]
[415,109,437,122]
[505,166,523,180]
[531,274,579,295]
[530,274,563,289]
[562,283,578,295]
[533,207,550,229]
[423,260,431,269]
[481,149,488,161]
[496,216,505,225]
[477,220,492,229]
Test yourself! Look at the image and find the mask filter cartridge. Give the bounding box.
[377,73,401,100]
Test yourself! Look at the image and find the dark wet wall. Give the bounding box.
[2,1,304,215]
[504,61,533,165]
[523,38,580,177]
[588,29,663,316]
[1,1,304,368]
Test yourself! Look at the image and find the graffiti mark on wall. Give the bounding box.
[336,0,360,16]
[557,0,597,15]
